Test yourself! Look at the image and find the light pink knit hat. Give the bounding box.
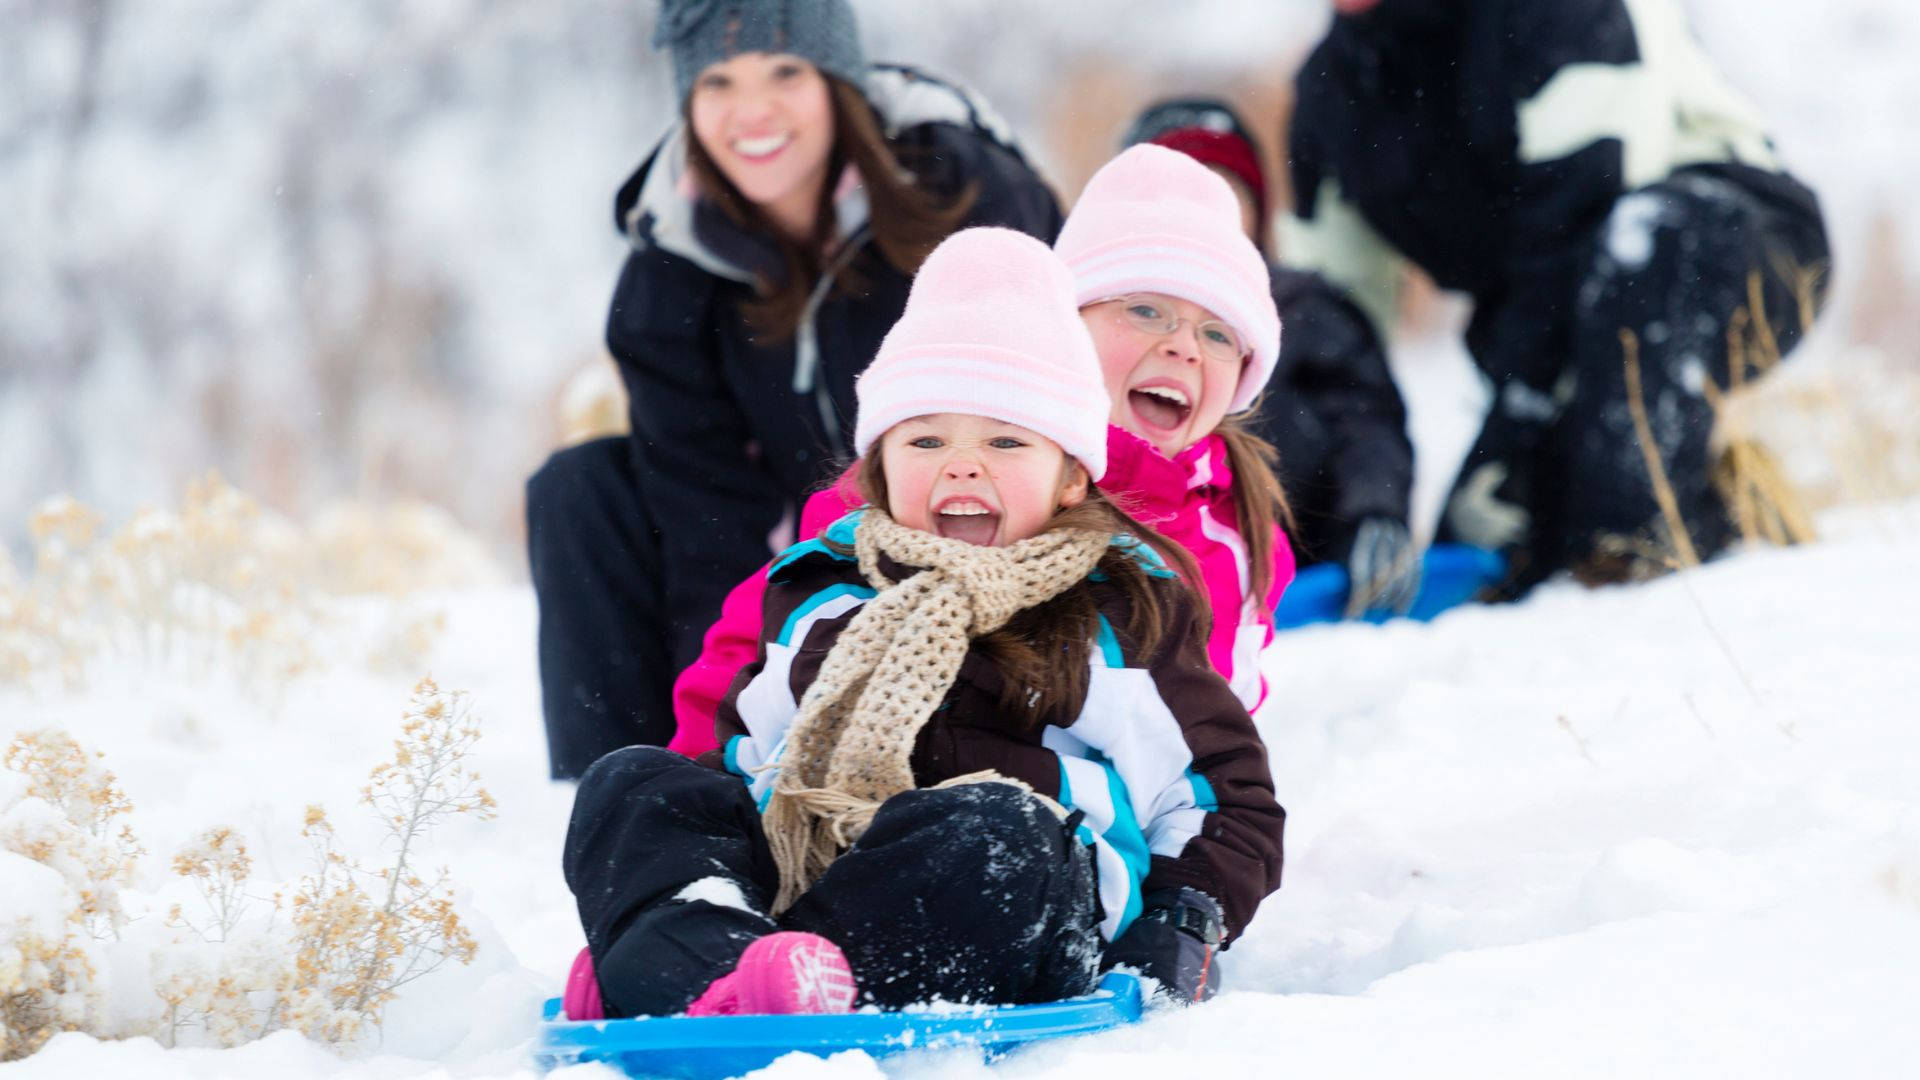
[1054,143,1282,414]
[854,227,1109,480]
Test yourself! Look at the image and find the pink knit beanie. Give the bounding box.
[854,227,1109,480]
[1054,143,1282,414]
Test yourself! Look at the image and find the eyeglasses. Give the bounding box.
[1091,294,1248,364]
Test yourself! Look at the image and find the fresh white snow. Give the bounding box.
[4,496,1917,1078]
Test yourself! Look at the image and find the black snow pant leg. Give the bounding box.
[1439,169,1830,590]
[783,783,1102,1009]
[1549,170,1831,574]
[528,437,678,779]
[563,746,778,1018]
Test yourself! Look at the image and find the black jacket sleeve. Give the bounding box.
[606,249,786,673]
[1260,268,1414,558]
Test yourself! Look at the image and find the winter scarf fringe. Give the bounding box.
[762,509,1110,912]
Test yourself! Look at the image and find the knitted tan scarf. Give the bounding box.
[761,508,1111,912]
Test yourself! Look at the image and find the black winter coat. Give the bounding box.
[605,66,1063,671]
[1248,266,1412,564]
[1286,0,1825,394]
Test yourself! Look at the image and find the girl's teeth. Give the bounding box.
[1139,386,1190,407]
[733,133,790,156]
[939,505,991,516]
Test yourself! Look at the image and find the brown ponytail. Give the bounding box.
[682,74,978,343]
[1215,415,1296,606]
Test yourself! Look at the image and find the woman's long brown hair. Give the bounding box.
[851,454,1207,730]
[683,74,978,342]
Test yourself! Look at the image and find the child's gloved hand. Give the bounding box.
[1100,886,1224,1004]
[1344,516,1421,618]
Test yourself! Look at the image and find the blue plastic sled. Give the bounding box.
[1274,543,1505,630]
[534,971,1143,1079]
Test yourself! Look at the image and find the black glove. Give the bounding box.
[1100,887,1224,1004]
[1345,516,1421,618]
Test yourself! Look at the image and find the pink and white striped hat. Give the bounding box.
[1054,143,1282,414]
[854,227,1109,480]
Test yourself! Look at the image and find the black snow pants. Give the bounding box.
[563,746,1103,1018]
[527,437,683,778]
[1437,166,1830,593]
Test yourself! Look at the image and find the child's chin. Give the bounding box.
[1126,427,1183,458]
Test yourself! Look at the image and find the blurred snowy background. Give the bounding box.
[7,0,1916,561]
[5,4,1920,1076]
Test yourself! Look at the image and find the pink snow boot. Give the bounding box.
[563,946,606,1021]
[685,932,859,1017]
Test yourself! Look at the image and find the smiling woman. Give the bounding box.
[687,53,836,243]
[524,0,1064,779]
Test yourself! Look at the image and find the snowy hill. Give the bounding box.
[4,498,1916,1078]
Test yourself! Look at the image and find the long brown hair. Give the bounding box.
[683,74,978,342]
[1215,414,1296,605]
[851,453,1207,730]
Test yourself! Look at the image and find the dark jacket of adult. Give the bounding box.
[608,65,1063,673]
[1249,265,1412,566]
[1285,0,1826,397]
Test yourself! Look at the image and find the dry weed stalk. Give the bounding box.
[0,924,97,1062]
[3,680,496,1058]
[309,502,499,596]
[1708,271,1819,547]
[157,679,497,1050]
[1616,264,1831,578]
[0,472,495,697]
[1,730,141,1060]
[2,730,141,940]
[1619,328,1702,569]
[169,827,252,943]
[0,474,318,695]
[279,677,495,1045]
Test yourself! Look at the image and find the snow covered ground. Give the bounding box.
[6,484,1918,1078]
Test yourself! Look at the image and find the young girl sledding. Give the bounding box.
[670,143,1297,757]
[562,227,1285,1020]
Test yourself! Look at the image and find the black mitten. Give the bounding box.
[1345,516,1421,618]
[1099,887,1224,1004]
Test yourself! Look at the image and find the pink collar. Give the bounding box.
[1103,426,1235,503]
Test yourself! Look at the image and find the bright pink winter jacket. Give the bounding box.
[665,425,1293,756]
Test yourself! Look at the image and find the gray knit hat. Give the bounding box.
[653,0,868,102]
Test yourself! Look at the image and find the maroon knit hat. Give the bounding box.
[1123,98,1269,226]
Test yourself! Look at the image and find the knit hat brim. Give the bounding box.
[854,344,1108,481]
[855,227,1111,482]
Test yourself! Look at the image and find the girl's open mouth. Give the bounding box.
[1128,385,1192,432]
[935,502,1001,546]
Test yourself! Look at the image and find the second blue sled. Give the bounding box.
[1274,543,1505,630]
